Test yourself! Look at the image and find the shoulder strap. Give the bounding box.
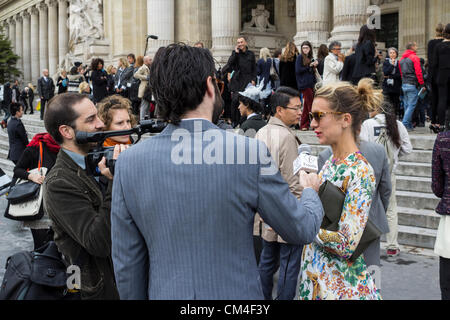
[38,142,43,172]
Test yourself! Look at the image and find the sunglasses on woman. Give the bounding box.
[309,111,344,123]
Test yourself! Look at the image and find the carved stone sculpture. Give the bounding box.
[69,0,104,49]
[243,4,276,33]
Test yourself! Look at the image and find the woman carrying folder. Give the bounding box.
[298,79,383,300]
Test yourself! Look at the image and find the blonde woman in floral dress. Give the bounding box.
[298,79,383,300]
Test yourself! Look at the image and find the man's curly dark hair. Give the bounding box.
[149,43,216,125]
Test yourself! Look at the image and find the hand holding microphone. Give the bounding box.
[293,144,321,192]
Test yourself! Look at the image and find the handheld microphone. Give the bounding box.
[293,144,318,175]
[147,35,158,40]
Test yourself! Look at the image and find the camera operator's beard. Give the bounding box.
[212,81,224,125]
[74,130,98,155]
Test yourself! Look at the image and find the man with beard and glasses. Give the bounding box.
[110,43,324,300]
[43,93,128,300]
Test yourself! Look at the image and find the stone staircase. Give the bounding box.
[0,113,441,249]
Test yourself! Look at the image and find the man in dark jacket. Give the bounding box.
[7,103,28,164]
[1,83,12,128]
[37,69,56,120]
[226,37,257,128]
[43,93,125,300]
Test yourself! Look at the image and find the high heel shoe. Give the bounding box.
[429,124,440,134]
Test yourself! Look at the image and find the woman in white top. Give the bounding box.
[360,103,413,257]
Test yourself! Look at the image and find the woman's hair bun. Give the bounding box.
[357,78,384,114]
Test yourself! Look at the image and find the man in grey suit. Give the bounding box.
[318,140,392,267]
[111,44,325,300]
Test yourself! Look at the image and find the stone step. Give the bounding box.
[396,190,440,211]
[408,135,437,151]
[396,225,437,249]
[0,158,15,178]
[401,149,432,164]
[397,206,441,230]
[396,161,431,178]
[396,176,432,193]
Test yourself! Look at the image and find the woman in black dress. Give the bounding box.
[90,58,109,104]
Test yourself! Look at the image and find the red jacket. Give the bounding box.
[398,50,424,86]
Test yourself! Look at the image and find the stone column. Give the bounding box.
[329,0,370,51]
[211,0,240,64]
[47,0,59,76]
[400,0,427,57]
[294,0,331,49]
[8,17,16,51]
[146,0,175,56]
[176,0,212,48]
[58,0,69,65]
[38,2,49,73]
[21,11,32,85]
[15,14,23,74]
[29,6,40,84]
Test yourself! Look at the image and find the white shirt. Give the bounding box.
[360,114,413,172]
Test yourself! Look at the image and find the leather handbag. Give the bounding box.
[4,142,47,221]
[318,179,381,262]
[318,180,346,232]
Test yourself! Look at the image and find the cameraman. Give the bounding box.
[43,93,127,300]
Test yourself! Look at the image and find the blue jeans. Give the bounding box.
[402,84,419,129]
[258,240,302,300]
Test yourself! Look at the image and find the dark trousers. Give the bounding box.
[437,81,450,127]
[40,99,49,120]
[440,256,450,300]
[431,81,439,124]
[21,99,29,114]
[258,240,303,300]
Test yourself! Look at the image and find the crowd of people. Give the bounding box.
[0,21,448,301]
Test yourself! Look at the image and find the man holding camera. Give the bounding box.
[110,44,324,300]
[43,93,127,300]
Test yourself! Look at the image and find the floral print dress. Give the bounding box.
[298,151,382,300]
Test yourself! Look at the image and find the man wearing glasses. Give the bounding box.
[323,41,345,86]
[255,86,312,300]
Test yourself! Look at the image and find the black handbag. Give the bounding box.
[4,142,45,221]
[0,241,80,300]
[6,181,40,204]
[318,179,381,262]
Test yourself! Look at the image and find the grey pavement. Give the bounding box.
[0,196,442,300]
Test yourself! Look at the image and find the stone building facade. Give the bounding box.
[0,0,449,84]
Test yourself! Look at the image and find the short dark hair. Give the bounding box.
[269,87,300,114]
[444,23,450,40]
[149,43,216,125]
[238,95,261,113]
[127,53,136,62]
[273,49,282,58]
[44,93,87,144]
[10,103,22,116]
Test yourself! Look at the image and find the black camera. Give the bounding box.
[75,119,167,176]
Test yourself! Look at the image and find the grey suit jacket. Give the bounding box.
[111,119,324,300]
[318,141,392,266]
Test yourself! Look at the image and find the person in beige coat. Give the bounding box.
[254,86,305,300]
[134,56,151,120]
